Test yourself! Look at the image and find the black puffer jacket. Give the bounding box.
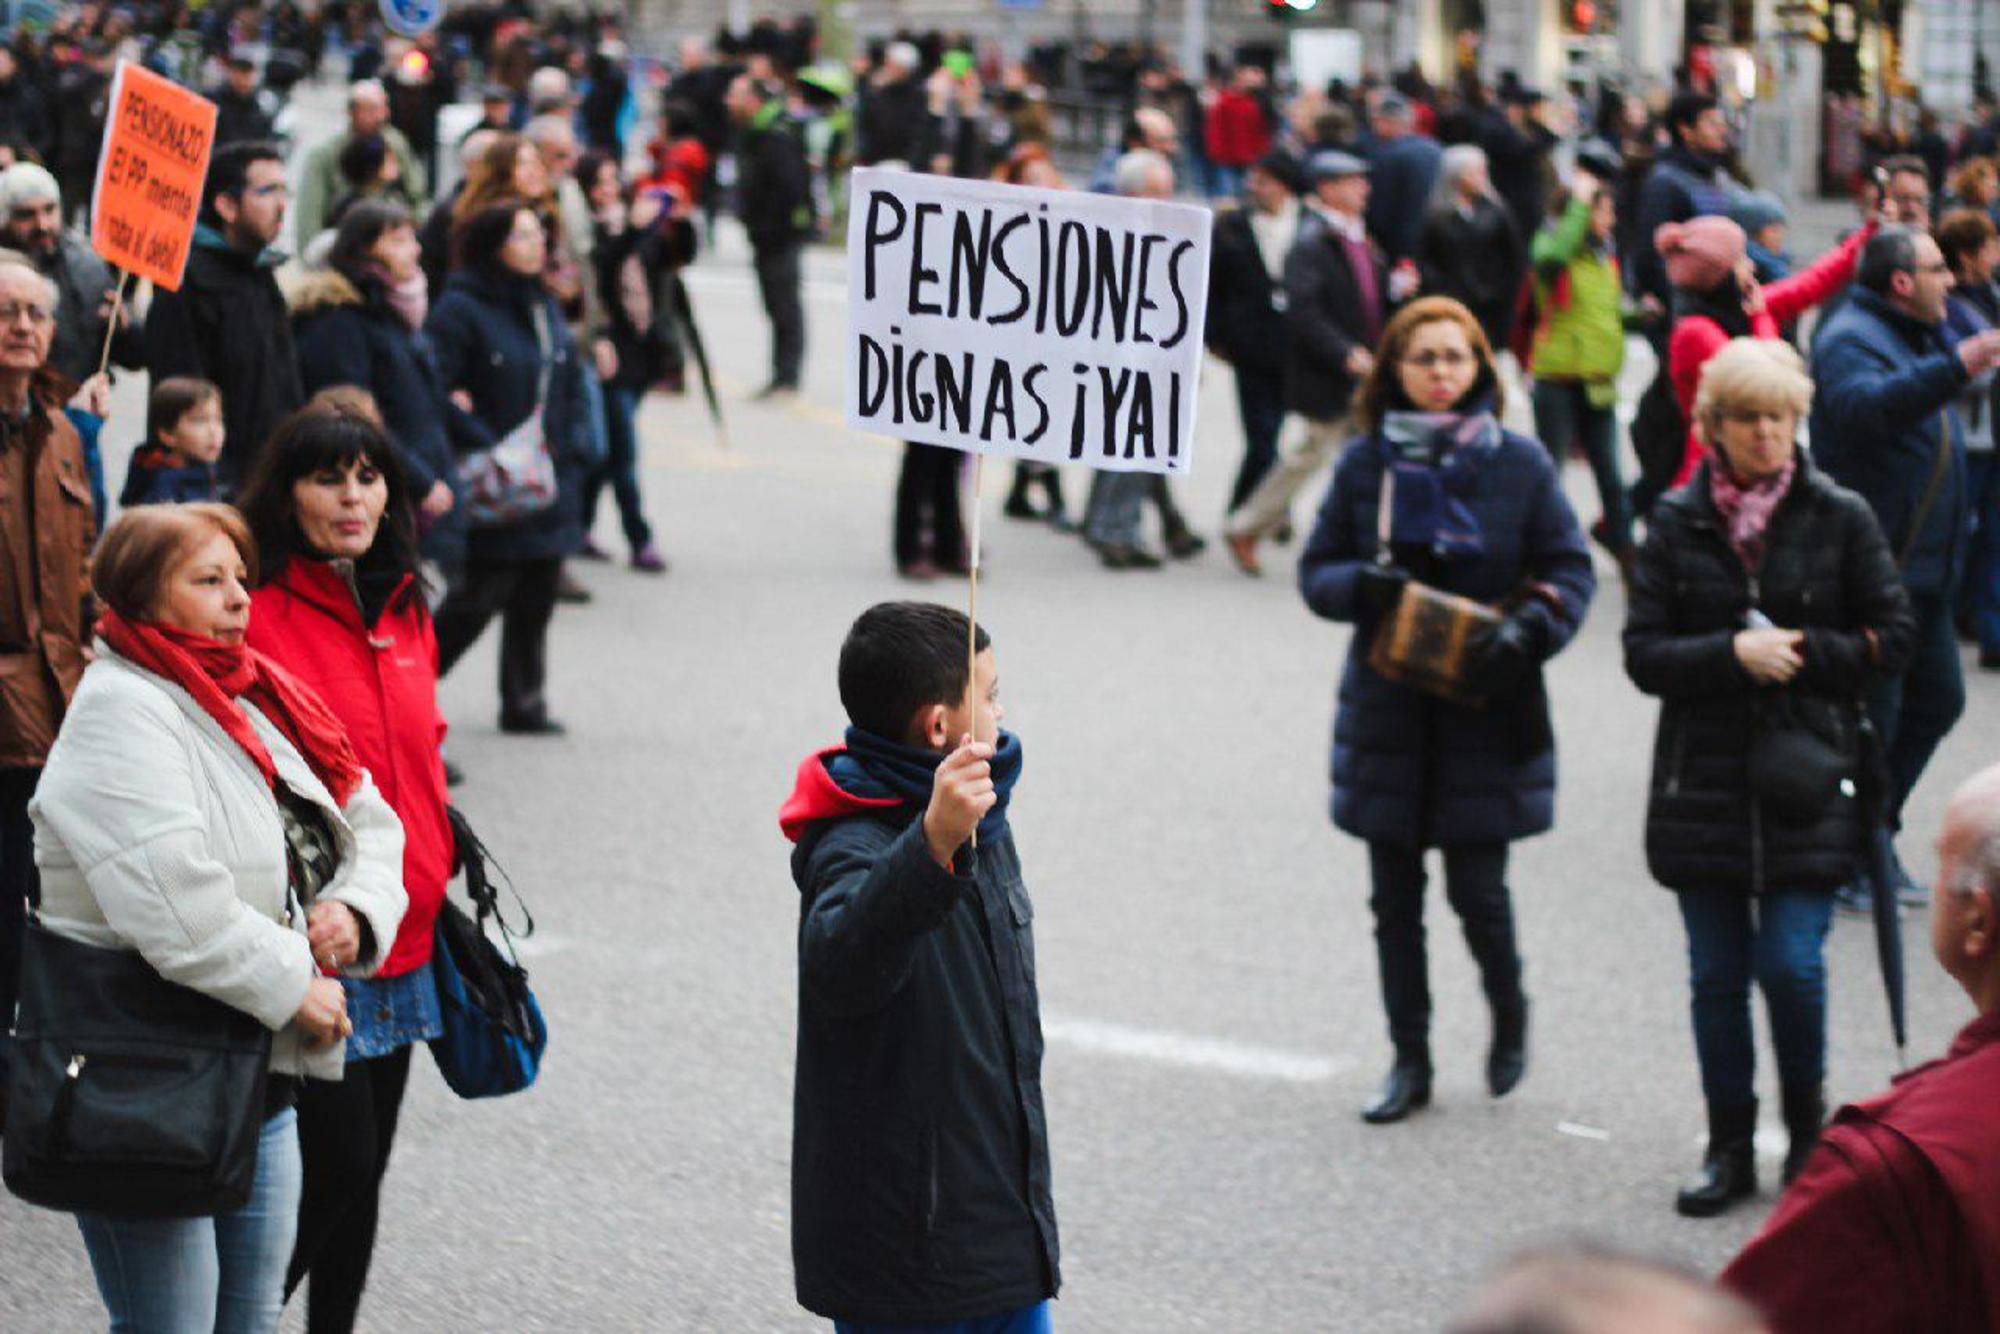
[791,814,1059,1324]
[1624,456,1915,895]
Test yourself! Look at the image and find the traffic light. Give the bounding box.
[1568,1,1598,32]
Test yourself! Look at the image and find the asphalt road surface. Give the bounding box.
[4,85,1997,1333]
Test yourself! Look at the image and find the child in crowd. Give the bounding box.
[120,377,224,508]
[779,601,1059,1334]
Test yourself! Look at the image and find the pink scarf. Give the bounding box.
[367,263,429,331]
[1708,455,1797,571]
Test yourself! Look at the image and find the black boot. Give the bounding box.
[1780,1083,1825,1186]
[1003,466,1039,519]
[1676,1100,1759,1217]
[1361,1048,1433,1125]
[1487,996,1528,1098]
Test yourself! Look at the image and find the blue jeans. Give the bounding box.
[77,1106,303,1333]
[1866,592,1967,827]
[1678,890,1835,1108]
[1085,472,1152,548]
[1962,451,2000,653]
[1531,379,1630,547]
[836,1300,1052,1334]
[582,384,655,553]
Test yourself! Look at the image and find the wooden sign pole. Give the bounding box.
[96,270,132,378]
[965,453,985,850]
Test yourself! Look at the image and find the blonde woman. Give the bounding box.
[1624,339,1914,1218]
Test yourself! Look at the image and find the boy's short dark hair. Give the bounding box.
[147,376,220,443]
[839,601,991,741]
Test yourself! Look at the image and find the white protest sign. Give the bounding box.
[845,167,1211,475]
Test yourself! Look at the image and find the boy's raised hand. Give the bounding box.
[924,734,996,868]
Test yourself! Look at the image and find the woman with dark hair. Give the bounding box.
[234,401,454,1328]
[575,148,683,572]
[1659,211,1875,488]
[423,199,590,735]
[292,198,473,580]
[1298,295,1595,1125]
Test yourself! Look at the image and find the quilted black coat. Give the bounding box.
[1624,456,1915,894]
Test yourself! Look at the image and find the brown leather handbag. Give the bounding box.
[1365,467,1503,706]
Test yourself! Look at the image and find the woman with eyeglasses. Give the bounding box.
[1298,296,1595,1125]
[1625,338,1912,1218]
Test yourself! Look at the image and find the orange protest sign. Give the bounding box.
[90,62,218,292]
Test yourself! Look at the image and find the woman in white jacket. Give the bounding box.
[30,503,406,1334]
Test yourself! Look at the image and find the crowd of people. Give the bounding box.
[0,4,1998,1333]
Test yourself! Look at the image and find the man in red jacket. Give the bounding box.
[1205,65,1272,200]
[1721,762,2000,1333]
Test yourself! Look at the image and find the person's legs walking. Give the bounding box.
[603,385,656,557]
[1362,841,1434,1122]
[1224,414,1346,558]
[287,1065,377,1307]
[77,1211,220,1330]
[1577,391,1633,551]
[497,558,563,728]
[301,1049,413,1332]
[1962,452,2000,660]
[432,560,518,679]
[1084,473,1153,564]
[754,239,805,389]
[214,1106,303,1334]
[1677,890,1758,1108]
[1530,377,1577,470]
[1873,593,1967,827]
[1443,842,1529,1096]
[895,444,932,570]
[1753,889,1836,1183]
[924,444,967,569]
[1228,365,1286,514]
[1675,889,1760,1215]
[1366,842,1433,1057]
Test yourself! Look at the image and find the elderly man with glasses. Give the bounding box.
[0,255,95,1125]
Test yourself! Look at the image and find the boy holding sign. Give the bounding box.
[779,602,1058,1333]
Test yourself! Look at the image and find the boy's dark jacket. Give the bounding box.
[781,736,1060,1324]
[118,443,219,508]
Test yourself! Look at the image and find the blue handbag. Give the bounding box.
[430,809,546,1099]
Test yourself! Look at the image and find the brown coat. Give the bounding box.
[0,379,93,768]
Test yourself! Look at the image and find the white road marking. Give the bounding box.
[1556,1121,1612,1142]
[1041,1015,1346,1084]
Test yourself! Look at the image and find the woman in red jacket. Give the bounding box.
[1659,213,1877,486]
[236,398,455,1333]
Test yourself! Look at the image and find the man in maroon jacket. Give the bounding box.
[1722,762,2000,1332]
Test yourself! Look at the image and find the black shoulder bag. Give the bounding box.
[3,921,273,1217]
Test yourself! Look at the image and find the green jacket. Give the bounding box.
[1528,195,1627,385]
[295,125,427,244]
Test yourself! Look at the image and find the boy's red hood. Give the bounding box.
[778,745,904,843]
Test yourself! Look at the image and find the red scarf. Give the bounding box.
[99,611,363,808]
